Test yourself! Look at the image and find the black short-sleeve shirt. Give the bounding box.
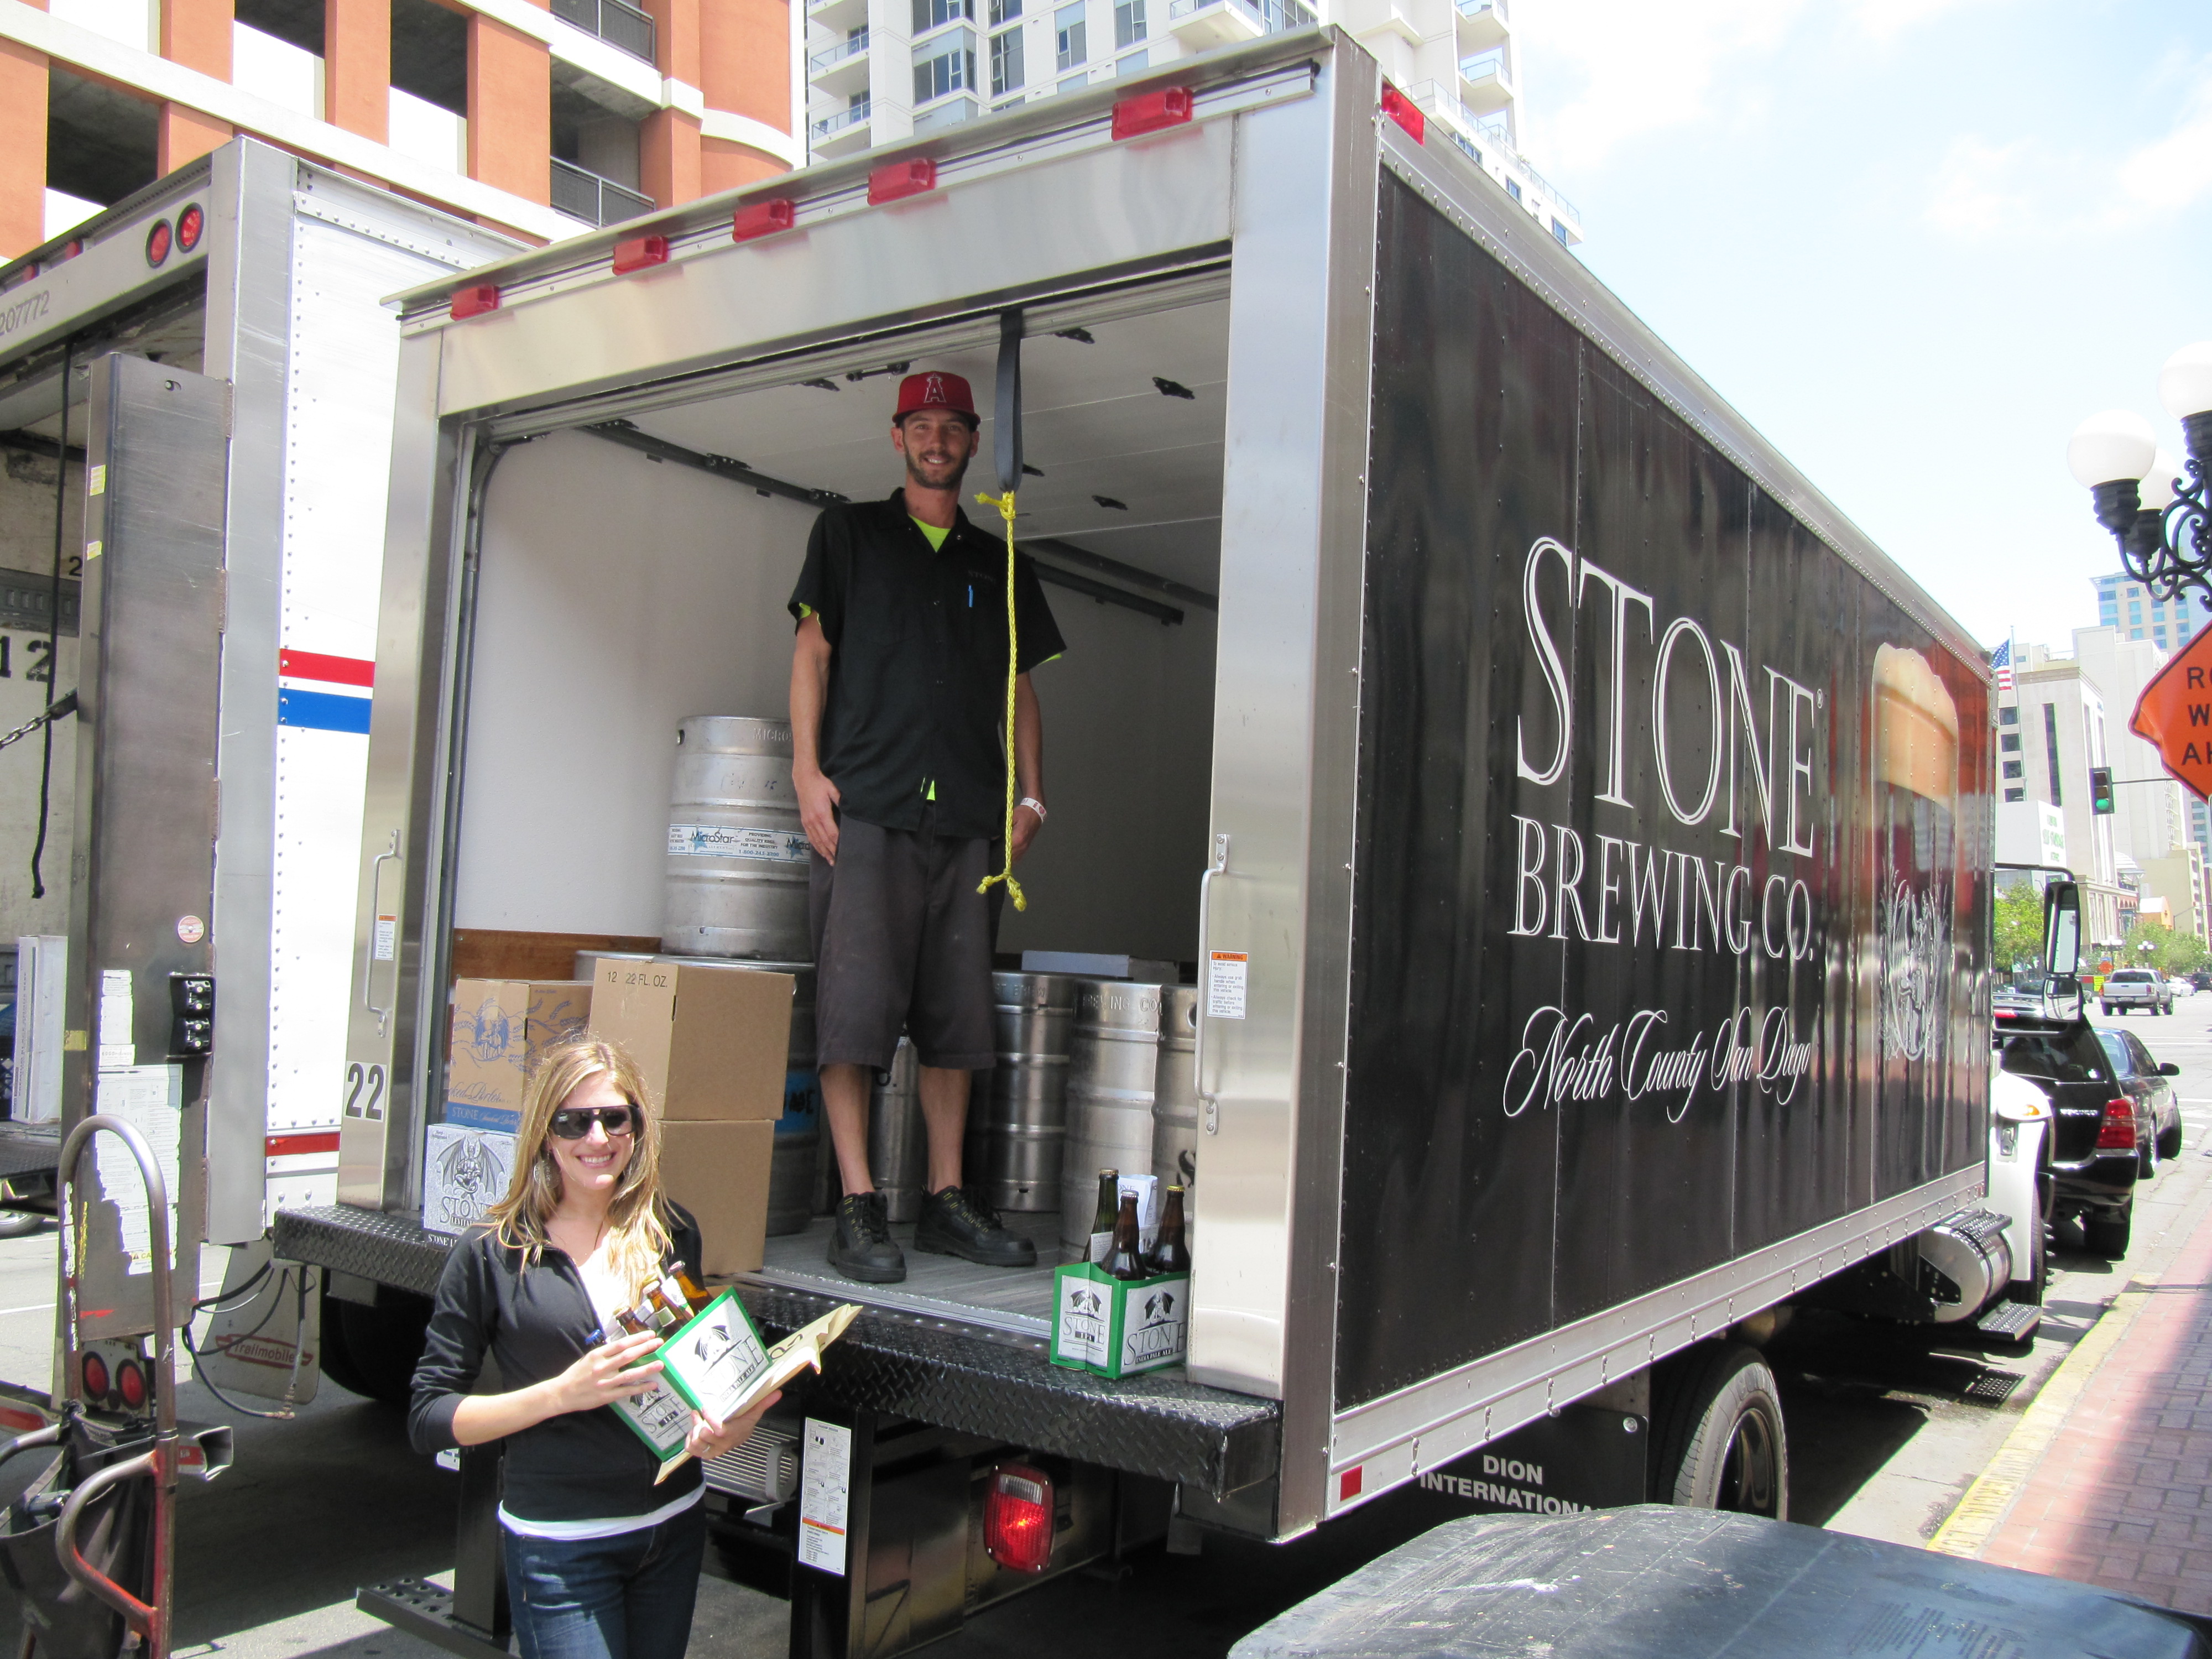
[789,490,1065,841]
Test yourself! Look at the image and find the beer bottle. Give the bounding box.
[613,1303,656,1338]
[1104,1193,1147,1282]
[671,1268,711,1310]
[1089,1169,1120,1265]
[644,1282,686,1331]
[1149,1185,1191,1274]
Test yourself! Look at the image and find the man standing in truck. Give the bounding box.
[787,371,1064,1285]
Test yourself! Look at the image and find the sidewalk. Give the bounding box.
[1932,1187,2212,1613]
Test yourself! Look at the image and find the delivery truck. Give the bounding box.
[32,31,2036,1659]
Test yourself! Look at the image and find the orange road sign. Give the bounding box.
[2130,626,2212,801]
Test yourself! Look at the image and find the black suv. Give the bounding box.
[1998,1018,2158,1258]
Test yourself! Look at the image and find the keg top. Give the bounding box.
[992,970,1079,1008]
[676,715,795,757]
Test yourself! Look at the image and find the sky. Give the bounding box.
[1512,0,2212,660]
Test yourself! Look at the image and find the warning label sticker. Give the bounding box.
[667,823,811,863]
[1208,951,1248,1021]
[799,1419,852,1575]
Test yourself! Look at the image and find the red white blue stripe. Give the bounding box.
[277,649,374,734]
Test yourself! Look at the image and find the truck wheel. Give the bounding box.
[2102,1004,2115,1016]
[1653,1343,1788,1521]
[2085,1205,2132,1259]
[317,1287,432,1407]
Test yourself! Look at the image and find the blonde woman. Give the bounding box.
[410,1038,780,1659]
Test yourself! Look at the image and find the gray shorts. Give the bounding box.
[809,813,1000,1073]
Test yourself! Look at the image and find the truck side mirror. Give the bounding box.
[2043,881,2082,980]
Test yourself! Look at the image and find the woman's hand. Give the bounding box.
[685,1390,782,1463]
[544,1331,666,1416]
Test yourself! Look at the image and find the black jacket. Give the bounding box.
[408,1209,705,1524]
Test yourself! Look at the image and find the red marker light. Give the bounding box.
[1112,86,1193,141]
[175,203,205,253]
[612,234,670,273]
[733,199,797,242]
[60,239,83,262]
[1339,1464,1363,1501]
[81,1352,109,1402]
[2097,1098,2137,1151]
[116,1359,148,1411]
[982,1463,1053,1573]
[1380,84,1425,145]
[145,220,173,268]
[868,158,938,205]
[451,284,500,320]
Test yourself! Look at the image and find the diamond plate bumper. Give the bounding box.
[275,1204,1281,1496]
[0,1126,61,1182]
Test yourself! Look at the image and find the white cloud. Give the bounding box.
[2119,77,2212,210]
[1839,0,2003,43]
[1923,135,2041,237]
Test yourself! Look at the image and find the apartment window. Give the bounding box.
[2000,733,2020,752]
[2002,760,2023,780]
[1113,0,1144,49]
[1506,178,1523,202]
[914,33,977,101]
[989,0,1020,22]
[2043,703,2063,807]
[2005,787,2026,803]
[1553,220,1571,246]
[913,0,973,34]
[2000,705,2018,726]
[2158,629,2171,648]
[1056,2,1086,71]
[989,25,1024,94]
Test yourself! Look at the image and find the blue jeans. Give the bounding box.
[502,1504,707,1659]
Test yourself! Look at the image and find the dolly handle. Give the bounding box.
[54,1450,159,1634]
[0,1422,62,1478]
[1193,834,1229,1134]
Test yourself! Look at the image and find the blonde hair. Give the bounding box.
[484,1037,674,1299]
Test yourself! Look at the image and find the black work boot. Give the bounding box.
[828,1192,905,1284]
[914,1186,1037,1267]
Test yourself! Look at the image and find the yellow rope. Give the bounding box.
[974,488,1026,911]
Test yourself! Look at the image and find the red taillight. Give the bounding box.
[176,203,205,253]
[983,1463,1053,1574]
[1112,86,1193,140]
[733,199,796,242]
[868,158,938,205]
[1380,84,1425,144]
[2098,1098,2137,1151]
[144,220,172,268]
[451,284,500,319]
[612,234,669,273]
[81,1353,108,1401]
[116,1359,147,1411]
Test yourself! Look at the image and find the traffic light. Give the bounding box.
[2090,766,2116,815]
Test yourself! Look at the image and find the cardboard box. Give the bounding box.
[447,979,593,1130]
[422,1124,518,1235]
[659,1119,775,1277]
[587,958,791,1121]
[1049,1262,1190,1378]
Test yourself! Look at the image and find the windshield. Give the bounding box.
[2097,1031,2135,1076]
[2001,1028,2110,1086]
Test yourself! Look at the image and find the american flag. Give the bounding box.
[1992,637,2015,694]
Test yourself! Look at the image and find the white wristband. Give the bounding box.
[1019,797,1048,822]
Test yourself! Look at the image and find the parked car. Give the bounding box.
[2096,1024,2185,1171]
[1997,1020,2146,1258]
[2191,969,2212,992]
[2101,967,2174,1016]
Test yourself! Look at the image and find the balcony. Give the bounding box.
[550,0,656,63]
[808,29,873,95]
[806,0,870,38]
[550,157,655,226]
[1166,0,1313,51]
[1457,50,1514,115]
[809,97,874,159]
[1454,0,1506,51]
[1402,81,1581,244]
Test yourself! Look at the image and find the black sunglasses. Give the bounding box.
[549,1105,638,1140]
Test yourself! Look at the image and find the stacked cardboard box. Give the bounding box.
[424,979,593,1235]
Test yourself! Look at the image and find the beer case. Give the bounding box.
[1050,1262,1190,1379]
[612,1290,775,1479]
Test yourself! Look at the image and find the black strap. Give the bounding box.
[995,309,1024,495]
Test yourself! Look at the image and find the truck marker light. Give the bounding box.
[733,200,797,242]
[1380,84,1425,145]
[81,1352,108,1402]
[144,220,172,268]
[176,204,205,254]
[1112,86,1193,141]
[868,158,939,205]
[1339,1465,1363,1501]
[983,1463,1054,1573]
[451,285,500,320]
[612,235,670,274]
[116,1359,148,1411]
[2096,1098,2137,1151]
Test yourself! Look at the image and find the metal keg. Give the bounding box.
[1151,984,1199,1235]
[965,973,1076,1211]
[662,716,811,961]
[1058,979,1165,1259]
[868,1037,926,1223]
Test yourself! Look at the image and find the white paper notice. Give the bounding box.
[1207,951,1248,1020]
[97,969,134,1072]
[799,1419,852,1575]
[91,1065,182,1275]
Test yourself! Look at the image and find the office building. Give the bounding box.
[2091,569,2212,858]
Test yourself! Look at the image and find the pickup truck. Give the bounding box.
[2101,968,2174,1016]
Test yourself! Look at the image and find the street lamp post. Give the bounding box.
[2067,342,2212,602]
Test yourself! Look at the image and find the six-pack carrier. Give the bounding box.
[13,32,2039,1659]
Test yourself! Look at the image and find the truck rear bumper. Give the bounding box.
[273,1204,1281,1498]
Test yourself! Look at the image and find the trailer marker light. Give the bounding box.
[81,1353,108,1402]
[733,200,797,242]
[451,285,501,320]
[116,1359,148,1411]
[983,1463,1054,1573]
[2097,1098,2137,1151]
[612,235,670,274]
[1339,1465,1363,1501]
[1380,84,1425,145]
[176,204,205,254]
[868,158,939,205]
[1112,86,1193,140]
[144,220,172,268]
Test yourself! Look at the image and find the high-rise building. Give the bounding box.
[804,0,1582,247]
[2003,646,2124,945]
[2090,570,2212,857]
[0,0,800,257]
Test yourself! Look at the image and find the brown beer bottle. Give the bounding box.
[1149,1185,1191,1274]
[1089,1169,1120,1265]
[613,1303,656,1338]
[1104,1193,1147,1282]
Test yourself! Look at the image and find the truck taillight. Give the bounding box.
[176,203,205,253]
[613,235,670,273]
[116,1359,147,1411]
[1112,86,1192,140]
[2098,1098,2137,1150]
[869,159,938,205]
[1380,84,1425,144]
[983,1463,1053,1574]
[451,284,500,320]
[81,1353,108,1402]
[733,199,796,242]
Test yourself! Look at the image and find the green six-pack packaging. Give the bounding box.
[1049,1262,1190,1379]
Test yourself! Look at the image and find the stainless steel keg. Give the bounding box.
[1151,984,1199,1235]
[868,1037,926,1223]
[662,716,811,960]
[1059,979,1165,1258]
[964,972,1076,1211]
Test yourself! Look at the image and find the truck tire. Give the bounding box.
[316,1286,432,1408]
[2085,1205,2132,1259]
[1653,1343,1788,1521]
[2103,1003,2115,1016]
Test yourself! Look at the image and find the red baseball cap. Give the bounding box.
[895,370,978,422]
